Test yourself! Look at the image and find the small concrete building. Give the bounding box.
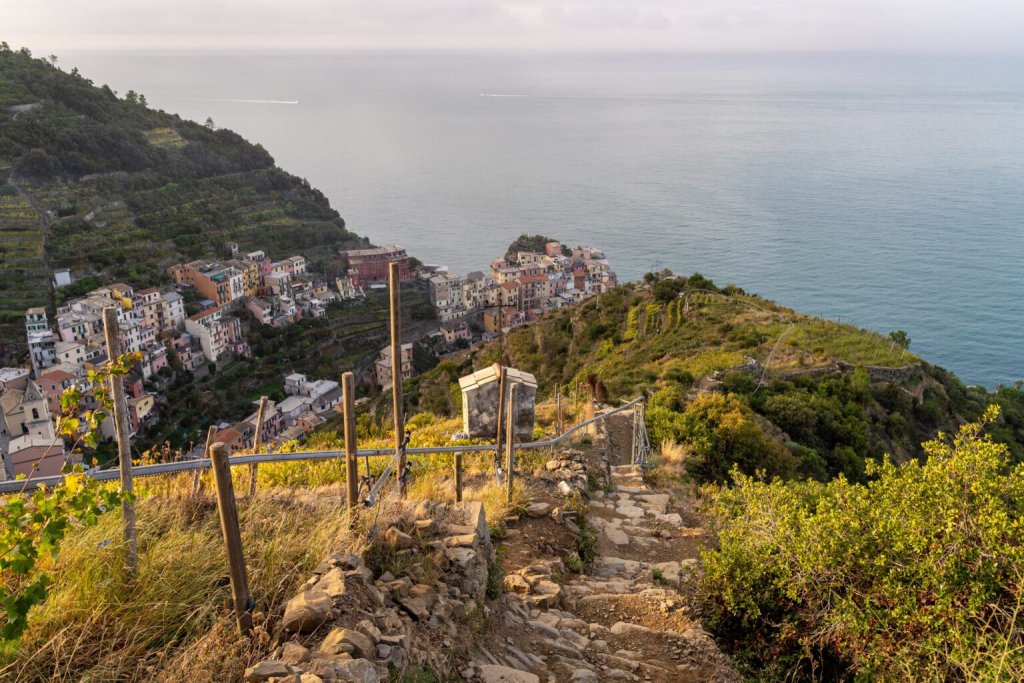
[459,364,537,439]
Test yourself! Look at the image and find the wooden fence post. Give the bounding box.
[388,261,407,497]
[584,383,596,435]
[556,387,562,434]
[210,441,253,635]
[247,396,268,497]
[506,383,517,503]
[193,424,217,496]
[102,307,138,577]
[454,452,463,503]
[342,372,358,510]
[495,365,507,479]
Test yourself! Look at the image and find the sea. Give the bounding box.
[58,50,1024,388]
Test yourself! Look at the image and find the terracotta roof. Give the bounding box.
[215,427,242,445]
[189,306,220,321]
[40,369,75,383]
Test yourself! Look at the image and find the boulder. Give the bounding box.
[503,574,530,594]
[330,552,364,570]
[244,660,291,682]
[445,533,478,549]
[525,502,551,517]
[281,641,312,666]
[282,590,333,633]
[609,621,652,636]
[355,619,382,644]
[604,527,629,546]
[334,658,379,683]
[445,547,478,570]
[616,505,645,519]
[399,596,430,621]
[385,526,415,550]
[315,567,348,598]
[637,493,670,514]
[321,628,375,659]
[478,664,541,683]
[652,561,681,585]
[409,584,439,608]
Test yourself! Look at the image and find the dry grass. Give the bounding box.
[657,440,690,476]
[645,440,697,489]
[0,408,574,682]
[1,490,362,683]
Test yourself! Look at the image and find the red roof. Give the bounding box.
[189,306,220,321]
[40,369,75,383]
[215,427,243,447]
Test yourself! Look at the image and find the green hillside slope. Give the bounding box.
[412,273,1024,482]
[0,45,363,359]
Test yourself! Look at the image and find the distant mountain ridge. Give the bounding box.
[0,44,364,361]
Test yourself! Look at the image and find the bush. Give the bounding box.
[648,393,796,483]
[701,406,1024,681]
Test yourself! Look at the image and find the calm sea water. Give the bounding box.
[60,51,1024,388]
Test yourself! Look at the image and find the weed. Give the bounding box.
[487,545,508,600]
[564,552,584,574]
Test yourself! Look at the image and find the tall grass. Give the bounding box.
[1,404,571,681]
[2,491,362,682]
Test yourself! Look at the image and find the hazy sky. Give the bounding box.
[4,0,1024,53]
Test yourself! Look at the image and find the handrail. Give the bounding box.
[0,396,645,494]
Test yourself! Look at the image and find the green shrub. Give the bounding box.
[701,406,1024,681]
[648,392,796,483]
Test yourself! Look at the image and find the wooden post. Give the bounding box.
[210,441,253,635]
[388,261,406,496]
[505,383,517,502]
[193,425,217,496]
[342,372,358,510]
[495,365,507,478]
[454,451,463,503]
[247,396,268,497]
[631,406,638,465]
[556,387,562,434]
[102,307,138,577]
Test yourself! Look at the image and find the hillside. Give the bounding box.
[411,273,1024,483]
[0,45,364,361]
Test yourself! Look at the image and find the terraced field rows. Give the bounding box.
[0,193,48,323]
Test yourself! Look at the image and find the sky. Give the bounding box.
[3,0,1024,53]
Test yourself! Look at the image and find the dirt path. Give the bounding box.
[467,411,740,683]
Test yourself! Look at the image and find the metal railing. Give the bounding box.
[0,397,645,495]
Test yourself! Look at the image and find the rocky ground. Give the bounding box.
[241,410,739,683]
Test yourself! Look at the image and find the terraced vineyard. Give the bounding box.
[0,47,366,362]
[0,192,48,327]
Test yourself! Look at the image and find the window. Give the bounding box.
[32,408,39,420]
